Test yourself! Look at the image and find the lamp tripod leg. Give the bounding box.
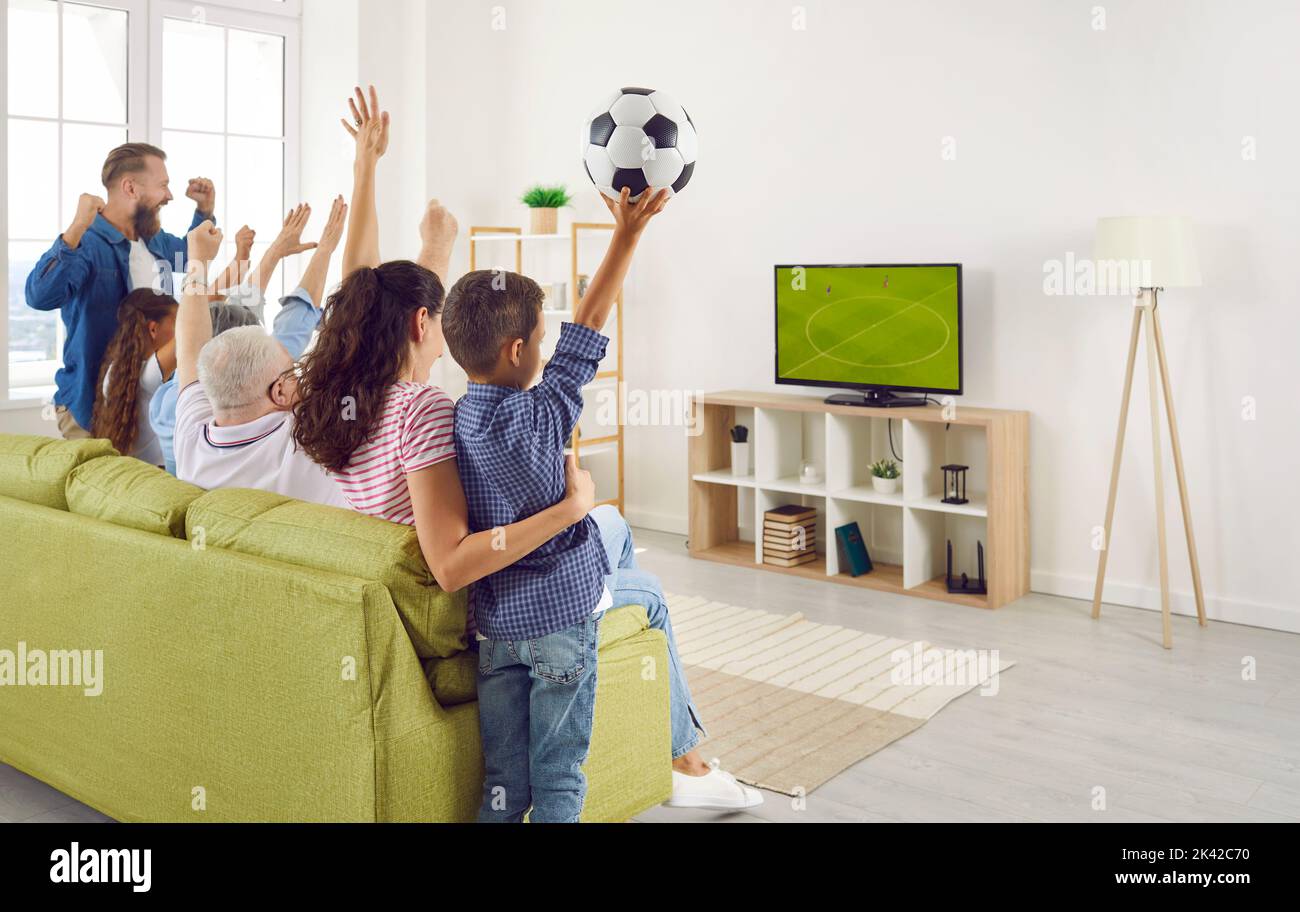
[1092,307,1143,619]
[1152,307,1208,627]
[1143,299,1173,649]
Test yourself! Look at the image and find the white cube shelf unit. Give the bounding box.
[688,391,1029,609]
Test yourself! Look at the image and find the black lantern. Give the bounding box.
[941,464,969,505]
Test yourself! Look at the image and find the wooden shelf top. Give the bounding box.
[697,389,1027,426]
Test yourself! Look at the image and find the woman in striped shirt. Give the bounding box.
[291,86,592,594]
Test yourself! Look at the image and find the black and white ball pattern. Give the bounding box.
[583,87,697,202]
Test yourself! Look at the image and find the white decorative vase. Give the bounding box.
[731,442,751,477]
[871,475,900,495]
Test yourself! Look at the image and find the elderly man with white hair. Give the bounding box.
[172,213,349,508]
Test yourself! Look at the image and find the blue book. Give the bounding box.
[835,522,873,577]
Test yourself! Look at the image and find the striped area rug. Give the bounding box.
[668,593,1014,796]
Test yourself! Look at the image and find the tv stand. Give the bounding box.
[687,390,1029,609]
[825,389,929,409]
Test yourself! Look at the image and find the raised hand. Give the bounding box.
[316,195,348,253]
[186,177,216,215]
[341,85,389,166]
[187,220,223,262]
[601,186,670,237]
[72,193,106,231]
[417,198,458,282]
[269,204,316,257]
[234,225,256,259]
[419,198,458,253]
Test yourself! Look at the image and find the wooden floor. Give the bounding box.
[5,526,1299,823]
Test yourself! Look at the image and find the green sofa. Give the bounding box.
[0,434,672,822]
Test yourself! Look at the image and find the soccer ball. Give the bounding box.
[582,87,697,203]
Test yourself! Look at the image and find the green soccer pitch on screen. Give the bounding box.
[774,264,962,395]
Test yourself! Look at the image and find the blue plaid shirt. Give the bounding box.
[454,322,611,641]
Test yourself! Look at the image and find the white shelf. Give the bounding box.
[829,485,905,508]
[905,492,988,517]
[711,403,990,593]
[692,469,758,488]
[567,442,619,458]
[469,233,569,242]
[760,474,827,497]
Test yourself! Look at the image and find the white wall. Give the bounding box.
[10,1,1291,631]
[400,0,1299,630]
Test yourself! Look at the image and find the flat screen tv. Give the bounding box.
[774,263,962,405]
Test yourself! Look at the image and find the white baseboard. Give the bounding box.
[623,506,1299,635]
[625,507,688,536]
[1031,570,1300,635]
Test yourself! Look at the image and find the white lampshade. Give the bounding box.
[1093,216,1202,289]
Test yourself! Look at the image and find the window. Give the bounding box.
[1,0,299,402]
[153,0,301,309]
[4,0,139,400]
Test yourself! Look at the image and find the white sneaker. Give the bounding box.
[664,768,765,810]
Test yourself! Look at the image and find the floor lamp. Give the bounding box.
[1091,216,1207,649]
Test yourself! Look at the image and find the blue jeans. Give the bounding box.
[589,504,705,760]
[475,613,600,823]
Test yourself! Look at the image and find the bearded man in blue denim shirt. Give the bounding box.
[25,142,215,438]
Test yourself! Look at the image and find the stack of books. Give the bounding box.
[763,505,817,567]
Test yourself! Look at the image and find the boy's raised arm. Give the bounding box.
[340,85,389,277]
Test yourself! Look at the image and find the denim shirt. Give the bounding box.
[149,287,322,476]
[453,322,612,641]
[25,209,211,429]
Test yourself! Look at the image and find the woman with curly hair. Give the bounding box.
[290,86,592,595]
[91,288,178,465]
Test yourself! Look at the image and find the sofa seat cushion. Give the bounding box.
[186,487,467,658]
[597,603,650,649]
[67,456,205,538]
[0,434,117,510]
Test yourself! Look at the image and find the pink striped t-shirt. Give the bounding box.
[333,381,457,524]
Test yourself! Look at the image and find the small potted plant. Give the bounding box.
[870,459,901,495]
[520,184,572,235]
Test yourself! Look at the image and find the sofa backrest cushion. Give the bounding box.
[185,487,468,658]
[0,434,118,511]
[66,455,204,539]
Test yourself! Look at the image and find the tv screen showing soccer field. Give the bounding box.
[775,264,962,394]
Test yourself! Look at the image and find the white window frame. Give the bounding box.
[1,0,147,405]
[150,0,300,310]
[1,0,299,407]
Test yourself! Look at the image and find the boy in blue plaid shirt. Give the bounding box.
[442,187,670,822]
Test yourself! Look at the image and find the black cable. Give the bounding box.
[888,419,903,463]
[923,395,951,431]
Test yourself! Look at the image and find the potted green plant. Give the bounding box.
[870,459,901,495]
[520,184,572,235]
